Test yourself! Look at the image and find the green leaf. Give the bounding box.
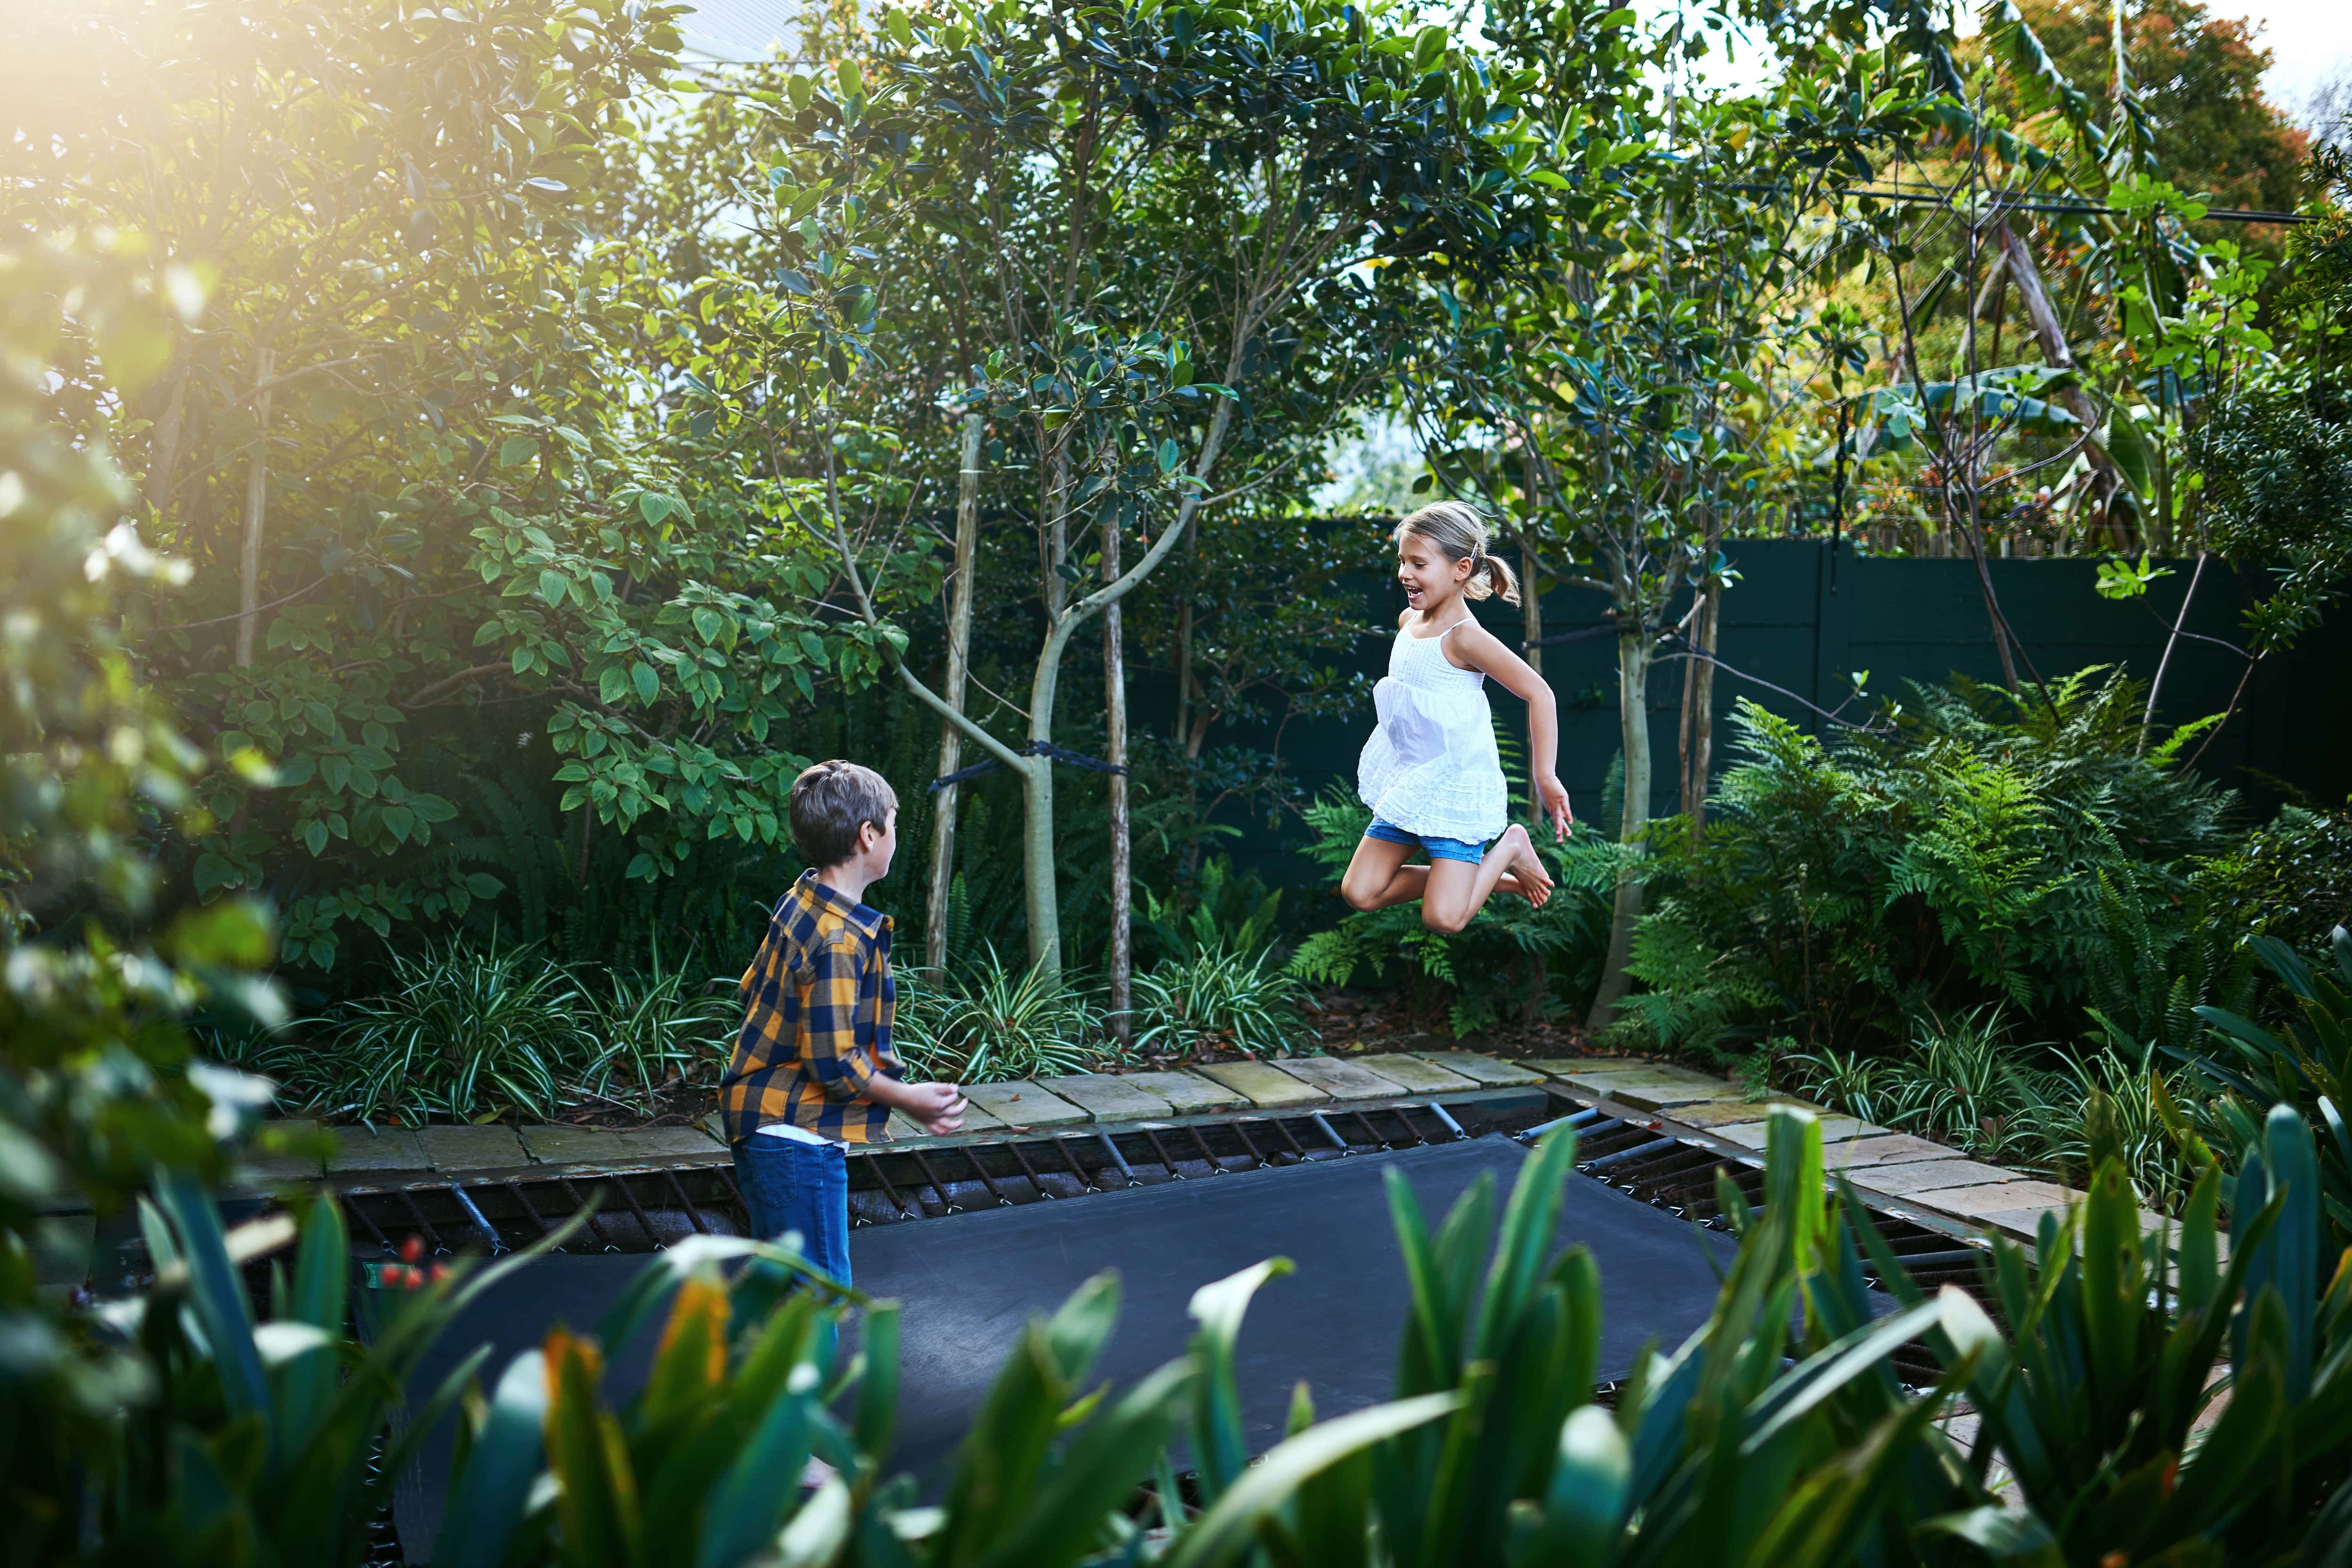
[600,666,629,706]
[540,569,567,605]
[632,662,660,705]
[303,819,329,856]
[499,435,538,468]
[1159,1393,1462,1568]
[639,493,673,526]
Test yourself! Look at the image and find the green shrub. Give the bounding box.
[2187,925,2352,1252]
[571,940,737,1117]
[1628,672,2239,1054]
[1287,788,1618,1035]
[1140,853,1284,965]
[267,941,597,1124]
[1797,1009,2202,1210]
[1129,941,1319,1059]
[892,949,1109,1083]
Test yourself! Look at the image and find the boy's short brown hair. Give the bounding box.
[788,760,898,866]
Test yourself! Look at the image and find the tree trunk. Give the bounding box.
[235,346,275,667]
[925,413,985,972]
[2140,551,2209,755]
[145,362,190,527]
[1007,394,1238,979]
[1679,571,1721,844]
[1994,218,2131,541]
[1103,511,1131,1043]
[1522,541,1544,825]
[1587,631,1653,1030]
[1174,531,1195,746]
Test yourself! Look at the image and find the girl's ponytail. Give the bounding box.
[1476,549,1522,606]
[1396,501,1521,606]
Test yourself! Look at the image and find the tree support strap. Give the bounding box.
[927,740,1129,794]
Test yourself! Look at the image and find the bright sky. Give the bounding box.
[1638,0,2352,123]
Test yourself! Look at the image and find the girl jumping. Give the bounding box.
[1342,501,1572,934]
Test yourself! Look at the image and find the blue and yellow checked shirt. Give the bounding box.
[719,869,901,1144]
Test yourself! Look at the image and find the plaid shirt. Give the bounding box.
[719,870,901,1145]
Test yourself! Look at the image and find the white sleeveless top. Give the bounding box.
[1357,617,1507,843]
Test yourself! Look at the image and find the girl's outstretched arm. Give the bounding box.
[1449,621,1573,838]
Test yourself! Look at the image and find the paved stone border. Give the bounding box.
[246,1048,2174,1254]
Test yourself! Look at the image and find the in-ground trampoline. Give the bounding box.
[386,1124,1735,1560]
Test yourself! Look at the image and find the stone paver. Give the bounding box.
[419,1124,531,1171]
[232,1119,327,1184]
[1043,1073,1176,1121]
[1412,1051,1542,1086]
[520,1126,627,1164]
[1822,1134,1954,1170]
[1610,1081,1746,1112]
[609,1126,727,1159]
[1907,1179,2080,1218]
[1195,1060,1330,1108]
[1657,1098,1820,1127]
[327,1126,432,1172]
[1279,1056,1414,1100]
[1350,1053,1479,1094]
[1843,1158,2024,1197]
[1718,1114,1883,1148]
[1121,1070,1247,1113]
[963,1079,1089,1128]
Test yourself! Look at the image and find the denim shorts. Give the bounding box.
[1366,817,1486,864]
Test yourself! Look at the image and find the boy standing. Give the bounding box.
[720,760,965,1285]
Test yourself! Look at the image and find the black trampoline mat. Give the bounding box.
[390,1136,1731,1557]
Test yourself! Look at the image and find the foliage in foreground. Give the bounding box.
[21,1102,2352,1568]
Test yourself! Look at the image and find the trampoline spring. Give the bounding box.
[1051,1136,1101,1194]
[610,1173,666,1250]
[963,1146,1015,1207]
[1227,1119,1272,1169]
[1309,1113,1351,1153]
[1003,1138,1060,1198]
[1517,1106,1606,1144]
[395,1189,453,1257]
[1387,1106,1426,1147]
[1271,1117,1314,1162]
[712,1161,756,1227]
[1096,1132,1142,1187]
[1142,1127,1187,1178]
[1348,1110,1390,1150]
[1427,1101,1470,1141]
[349,1198,397,1257]
[1185,1124,1228,1174]
[503,1180,561,1249]
[449,1183,505,1253]
[558,1177,623,1251]
[907,1149,961,1214]
[863,1155,921,1221]
[1578,1137,1684,1173]
[658,1167,713,1235]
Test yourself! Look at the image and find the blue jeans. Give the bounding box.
[731,1134,852,1290]
[1366,816,1486,864]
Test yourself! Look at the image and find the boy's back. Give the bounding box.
[719,760,964,1288]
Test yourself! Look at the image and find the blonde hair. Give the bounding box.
[1395,501,1521,605]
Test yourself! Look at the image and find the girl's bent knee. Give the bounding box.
[1422,906,1469,935]
[1341,880,1382,913]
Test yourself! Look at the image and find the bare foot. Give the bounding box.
[1496,872,1538,905]
[1497,824,1554,908]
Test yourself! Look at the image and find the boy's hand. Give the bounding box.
[1535,774,1573,840]
[904,1079,966,1136]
